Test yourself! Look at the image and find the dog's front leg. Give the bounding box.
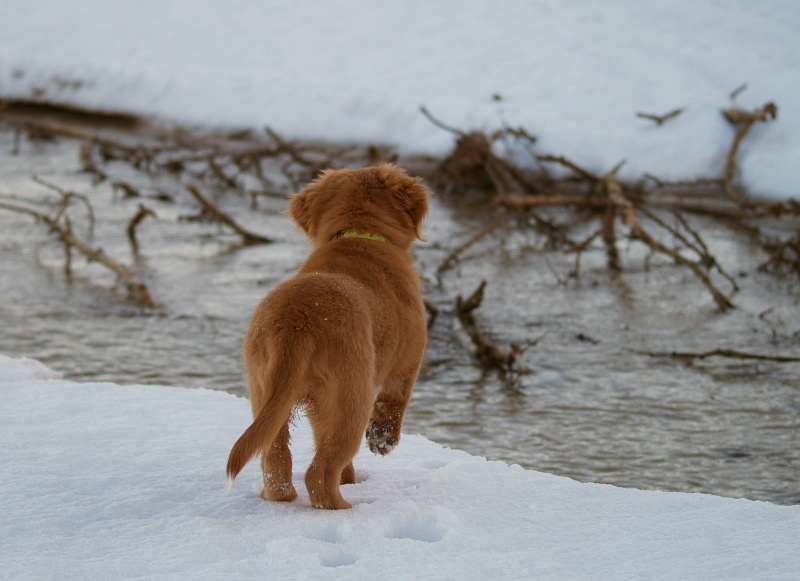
[367,373,417,456]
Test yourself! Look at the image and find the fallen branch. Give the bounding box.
[455,280,529,378]
[499,195,608,209]
[721,102,778,205]
[643,348,800,363]
[185,185,273,245]
[0,199,156,307]
[419,106,464,136]
[32,176,96,237]
[536,154,599,182]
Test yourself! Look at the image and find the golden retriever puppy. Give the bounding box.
[226,164,429,510]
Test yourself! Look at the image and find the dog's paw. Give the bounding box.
[366,421,398,456]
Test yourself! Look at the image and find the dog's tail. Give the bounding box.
[226,347,309,484]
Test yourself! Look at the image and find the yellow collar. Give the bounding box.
[333,229,389,243]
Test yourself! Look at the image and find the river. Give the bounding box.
[1,119,798,504]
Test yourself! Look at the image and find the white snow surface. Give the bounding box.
[1,0,799,198]
[1,355,798,580]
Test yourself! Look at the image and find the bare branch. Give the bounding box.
[643,348,800,363]
[0,199,156,307]
[721,102,778,205]
[185,185,273,245]
[419,106,465,137]
[126,204,157,252]
[455,280,529,378]
[437,212,511,276]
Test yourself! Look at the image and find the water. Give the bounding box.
[1,122,798,504]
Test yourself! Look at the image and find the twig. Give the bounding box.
[419,106,465,136]
[437,212,511,275]
[499,195,608,209]
[644,174,723,189]
[126,204,157,252]
[636,108,685,126]
[32,176,96,238]
[537,154,599,182]
[185,185,273,245]
[643,348,800,363]
[602,173,735,310]
[207,156,240,189]
[729,83,748,100]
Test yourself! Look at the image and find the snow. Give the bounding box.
[1,354,799,580]
[1,0,799,198]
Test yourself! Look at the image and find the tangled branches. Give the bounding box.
[425,100,798,312]
[0,105,391,306]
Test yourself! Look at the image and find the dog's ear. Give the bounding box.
[288,183,317,237]
[396,179,429,241]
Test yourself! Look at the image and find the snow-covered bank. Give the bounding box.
[1,355,798,580]
[1,0,799,198]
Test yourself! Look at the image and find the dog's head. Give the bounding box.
[288,164,429,250]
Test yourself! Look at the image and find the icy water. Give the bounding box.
[1,124,799,504]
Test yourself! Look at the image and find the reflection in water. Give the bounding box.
[1,129,798,504]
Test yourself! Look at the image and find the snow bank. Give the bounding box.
[1,355,798,580]
[1,0,798,198]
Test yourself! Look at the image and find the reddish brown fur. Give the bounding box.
[226,164,429,510]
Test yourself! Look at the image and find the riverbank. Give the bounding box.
[2,354,799,581]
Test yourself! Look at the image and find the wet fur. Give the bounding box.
[226,164,429,510]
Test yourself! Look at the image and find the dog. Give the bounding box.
[226,164,429,509]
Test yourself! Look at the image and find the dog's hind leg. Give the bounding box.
[304,381,372,510]
[260,420,297,502]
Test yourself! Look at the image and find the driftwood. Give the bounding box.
[643,348,800,364]
[721,102,778,205]
[185,185,272,245]
[504,157,736,310]
[3,112,372,201]
[423,98,798,310]
[454,280,529,378]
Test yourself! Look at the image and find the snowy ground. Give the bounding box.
[1,0,799,198]
[1,354,799,580]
